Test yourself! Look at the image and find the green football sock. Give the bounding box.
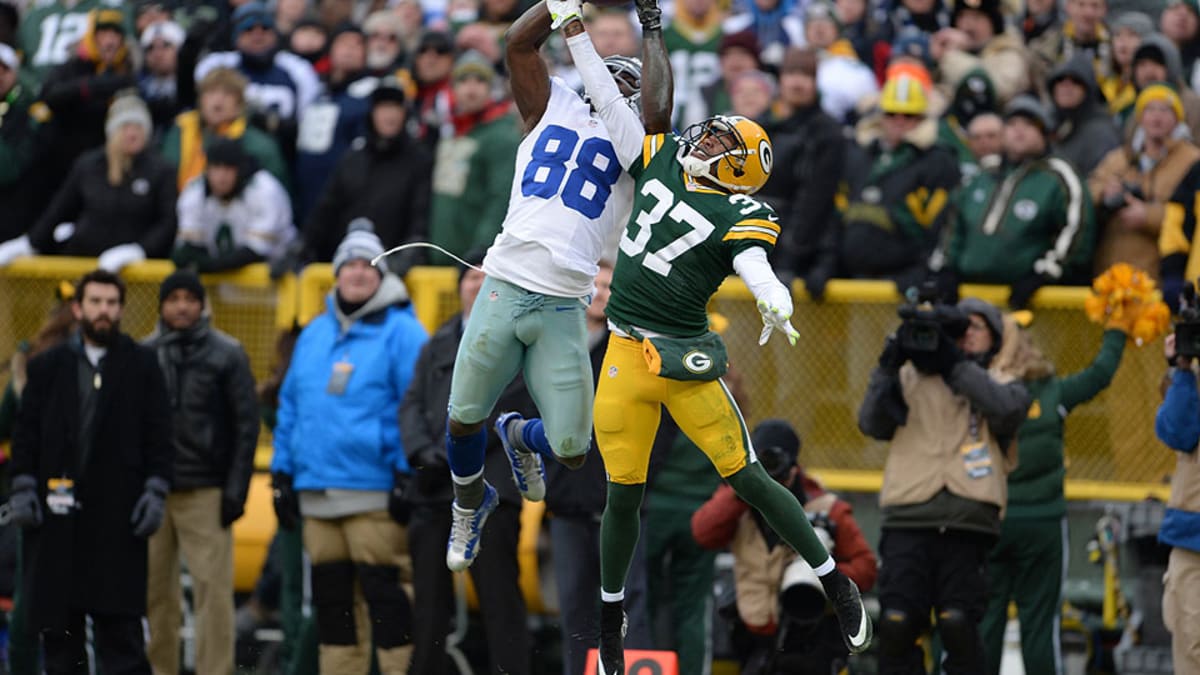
[600,481,646,594]
[727,461,833,569]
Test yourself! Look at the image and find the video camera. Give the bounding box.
[897,282,969,353]
[1176,283,1200,359]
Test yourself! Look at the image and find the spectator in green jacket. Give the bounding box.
[427,51,519,264]
[932,95,1096,309]
[980,314,1127,675]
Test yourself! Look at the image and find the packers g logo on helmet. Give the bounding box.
[678,115,773,195]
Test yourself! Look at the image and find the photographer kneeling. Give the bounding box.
[1154,312,1200,672]
[692,420,877,675]
[859,297,1030,675]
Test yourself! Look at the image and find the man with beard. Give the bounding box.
[144,270,258,675]
[8,269,173,674]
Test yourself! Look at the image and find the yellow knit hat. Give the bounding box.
[1135,82,1185,122]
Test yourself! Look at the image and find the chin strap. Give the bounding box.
[680,154,710,179]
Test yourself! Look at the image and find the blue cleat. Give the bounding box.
[496,411,546,502]
[445,482,499,572]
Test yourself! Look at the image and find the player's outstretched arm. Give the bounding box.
[734,248,800,346]
[637,0,672,133]
[505,3,554,134]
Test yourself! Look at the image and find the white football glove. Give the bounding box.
[97,242,146,272]
[547,0,582,29]
[0,235,34,267]
[757,298,800,346]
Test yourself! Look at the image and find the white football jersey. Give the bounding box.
[484,77,637,297]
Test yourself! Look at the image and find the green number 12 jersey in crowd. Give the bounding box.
[606,132,782,337]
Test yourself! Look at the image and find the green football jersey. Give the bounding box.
[607,133,780,337]
[19,0,126,83]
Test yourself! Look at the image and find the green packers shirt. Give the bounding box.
[606,133,780,338]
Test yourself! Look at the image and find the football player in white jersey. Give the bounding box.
[443,2,669,572]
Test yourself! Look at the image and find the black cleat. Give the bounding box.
[822,569,873,654]
[598,600,627,674]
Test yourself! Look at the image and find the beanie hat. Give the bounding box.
[452,49,495,83]
[780,46,818,77]
[329,21,365,45]
[205,138,248,167]
[333,218,386,276]
[953,0,1004,37]
[804,0,840,27]
[105,93,153,140]
[752,419,802,480]
[1136,81,1185,122]
[231,2,274,39]
[891,27,933,69]
[1111,11,1155,38]
[958,297,1003,342]
[1004,94,1053,134]
[93,8,125,34]
[159,270,206,304]
[140,20,185,49]
[719,30,762,62]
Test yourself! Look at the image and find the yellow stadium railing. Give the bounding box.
[0,260,1175,504]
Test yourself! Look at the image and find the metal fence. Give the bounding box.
[0,259,1176,495]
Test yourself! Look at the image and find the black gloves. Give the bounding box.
[909,327,963,377]
[878,335,906,373]
[220,494,244,528]
[272,472,300,531]
[804,268,831,303]
[1009,273,1048,310]
[635,0,662,30]
[389,470,412,525]
[412,448,451,495]
[131,477,169,538]
[8,474,42,528]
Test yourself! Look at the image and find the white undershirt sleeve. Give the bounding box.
[733,247,792,313]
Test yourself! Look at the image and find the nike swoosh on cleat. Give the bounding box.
[848,610,869,648]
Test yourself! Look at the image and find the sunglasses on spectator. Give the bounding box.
[244,23,273,33]
[418,44,452,55]
[370,32,400,42]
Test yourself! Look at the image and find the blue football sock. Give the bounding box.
[519,418,557,461]
[446,424,487,478]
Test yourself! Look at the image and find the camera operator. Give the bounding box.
[692,420,877,675]
[1154,291,1200,672]
[859,297,1030,675]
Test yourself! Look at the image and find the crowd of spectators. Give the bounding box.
[1,0,1200,672]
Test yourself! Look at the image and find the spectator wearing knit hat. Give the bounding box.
[1101,12,1155,115]
[194,1,320,163]
[1119,33,1200,141]
[139,20,188,133]
[933,0,1034,106]
[304,76,433,274]
[1090,82,1200,280]
[428,51,519,264]
[363,10,410,76]
[411,30,456,149]
[1049,51,1122,174]
[39,8,137,175]
[174,138,297,274]
[270,219,426,674]
[758,47,846,298]
[0,94,178,271]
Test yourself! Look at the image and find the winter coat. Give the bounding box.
[143,319,258,507]
[1004,330,1124,520]
[1050,53,1122,176]
[0,81,52,240]
[194,50,320,126]
[1114,34,1200,142]
[293,75,374,222]
[940,154,1095,285]
[270,276,427,492]
[758,104,846,278]
[398,312,529,508]
[175,169,297,268]
[1159,161,1200,301]
[692,476,877,631]
[429,104,520,263]
[303,130,433,266]
[1155,367,1200,553]
[11,333,173,630]
[858,320,1030,535]
[28,147,178,258]
[1088,135,1200,278]
[830,117,960,287]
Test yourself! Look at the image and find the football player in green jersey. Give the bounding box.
[546,0,875,671]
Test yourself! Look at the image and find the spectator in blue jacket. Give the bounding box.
[1154,331,1200,673]
[269,220,427,673]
